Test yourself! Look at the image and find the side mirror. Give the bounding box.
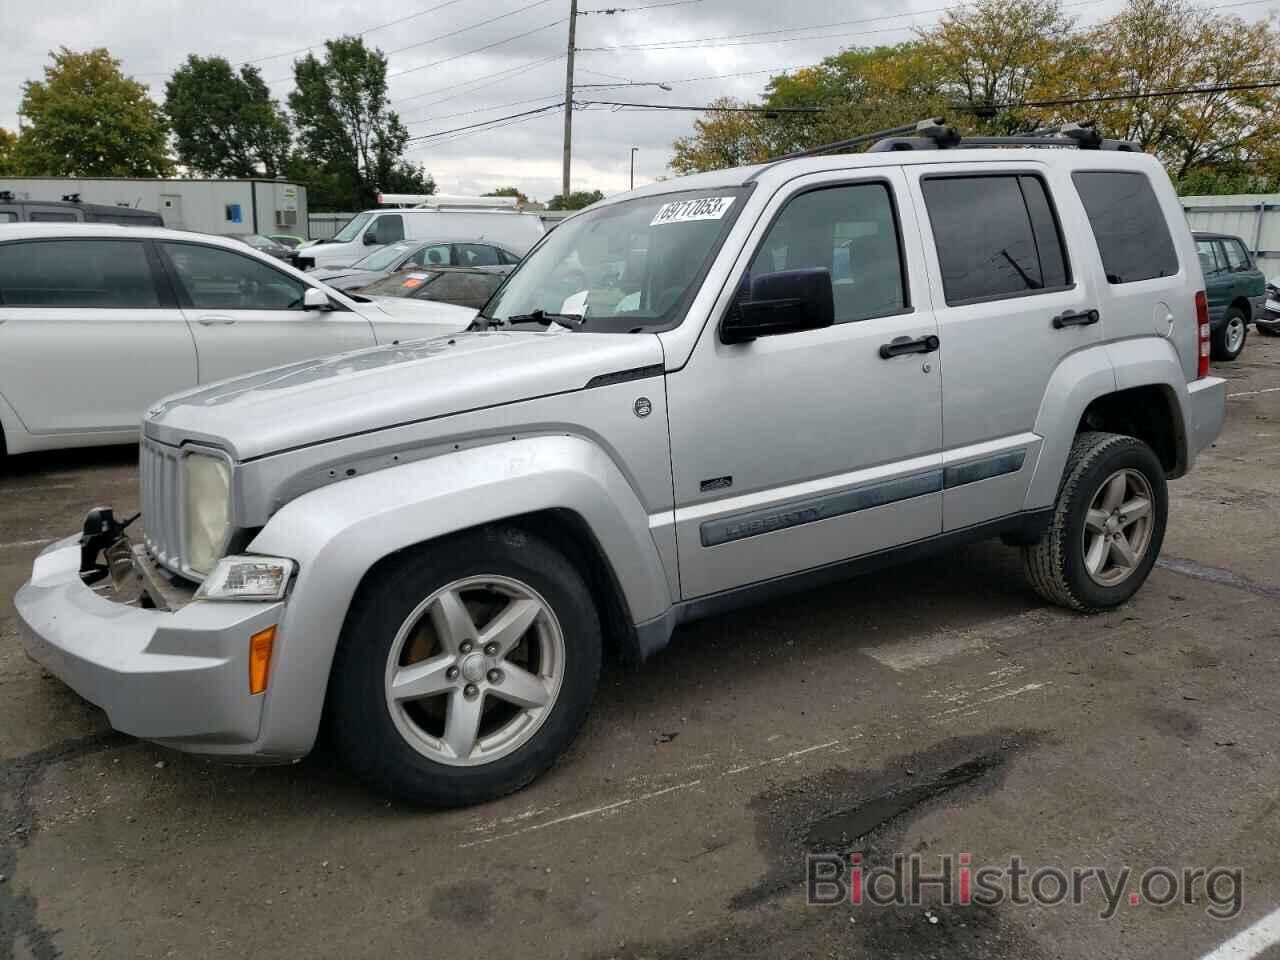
[303,287,332,311]
[721,267,834,344]
[362,230,380,245]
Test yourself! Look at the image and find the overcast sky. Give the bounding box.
[3,0,1270,202]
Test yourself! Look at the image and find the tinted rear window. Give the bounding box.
[1072,172,1178,283]
[0,239,159,307]
[922,174,1070,304]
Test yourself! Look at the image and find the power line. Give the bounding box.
[386,18,567,81]
[405,92,564,124]
[407,102,565,142]
[394,54,564,108]
[382,0,556,59]
[575,99,824,113]
[405,106,562,152]
[580,0,705,13]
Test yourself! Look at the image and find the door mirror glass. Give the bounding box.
[303,287,332,311]
[362,229,380,245]
[721,267,834,344]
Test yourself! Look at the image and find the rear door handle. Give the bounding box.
[197,316,236,326]
[1052,309,1099,329]
[879,334,940,359]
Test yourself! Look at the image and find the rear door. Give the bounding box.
[0,236,196,434]
[159,241,376,383]
[906,161,1093,530]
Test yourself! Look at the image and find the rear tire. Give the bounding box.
[329,526,602,807]
[1022,432,1167,613]
[1211,308,1248,360]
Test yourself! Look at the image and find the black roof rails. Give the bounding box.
[869,118,1140,152]
[767,117,957,162]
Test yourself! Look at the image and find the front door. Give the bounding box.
[0,236,196,435]
[666,169,944,600]
[158,241,376,383]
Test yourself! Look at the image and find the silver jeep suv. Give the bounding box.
[17,121,1226,806]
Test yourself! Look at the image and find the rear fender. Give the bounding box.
[244,434,673,757]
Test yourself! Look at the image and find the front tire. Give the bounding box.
[1212,307,1248,360]
[329,526,602,807]
[1022,432,1168,613]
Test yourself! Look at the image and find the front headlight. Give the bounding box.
[184,453,231,576]
[196,556,295,601]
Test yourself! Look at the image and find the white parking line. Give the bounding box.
[0,537,56,550]
[1228,386,1280,399]
[1200,906,1280,959]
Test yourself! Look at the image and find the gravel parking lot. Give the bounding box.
[2,340,1278,959]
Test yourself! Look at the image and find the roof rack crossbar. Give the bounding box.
[767,117,953,163]
[869,118,1139,153]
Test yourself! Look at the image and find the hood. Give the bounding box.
[314,269,384,290]
[363,295,476,329]
[144,331,664,461]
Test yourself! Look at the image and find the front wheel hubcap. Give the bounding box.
[383,575,565,767]
[1082,468,1155,587]
[1226,317,1245,353]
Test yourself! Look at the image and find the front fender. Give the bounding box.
[244,434,674,757]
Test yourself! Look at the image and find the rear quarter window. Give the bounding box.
[1072,171,1179,284]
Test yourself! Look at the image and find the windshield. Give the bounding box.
[332,212,373,243]
[482,188,747,332]
[361,271,438,298]
[354,241,418,271]
[243,235,275,249]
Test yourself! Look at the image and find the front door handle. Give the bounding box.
[197,316,236,326]
[879,334,940,359]
[1052,308,1099,329]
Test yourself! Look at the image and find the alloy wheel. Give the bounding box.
[383,575,565,767]
[1082,468,1156,587]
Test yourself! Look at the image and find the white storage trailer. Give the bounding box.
[0,177,307,237]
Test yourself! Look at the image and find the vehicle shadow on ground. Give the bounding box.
[89,539,1043,817]
[1,444,139,478]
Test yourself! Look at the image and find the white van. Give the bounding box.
[295,201,545,271]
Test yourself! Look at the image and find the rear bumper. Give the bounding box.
[1186,376,1226,462]
[16,536,290,757]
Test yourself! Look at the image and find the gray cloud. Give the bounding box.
[4,0,1221,202]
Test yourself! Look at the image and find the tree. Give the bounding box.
[16,48,172,176]
[670,98,774,175]
[289,36,409,209]
[547,189,604,210]
[380,160,436,196]
[165,56,290,177]
[0,128,19,175]
[484,186,530,203]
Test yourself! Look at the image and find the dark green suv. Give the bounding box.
[1194,231,1265,361]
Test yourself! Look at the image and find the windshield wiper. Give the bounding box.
[506,310,586,330]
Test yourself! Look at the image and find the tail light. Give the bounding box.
[1195,290,1210,378]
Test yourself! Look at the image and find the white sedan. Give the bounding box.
[0,224,476,456]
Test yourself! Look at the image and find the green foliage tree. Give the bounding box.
[288,36,409,209]
[0,128,19,175]
[484,186,530,203]
[16,48,172,176]
[547,189,604,210]
[165,56,291,177]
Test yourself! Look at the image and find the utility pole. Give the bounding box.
[561,0,578,203]
[630,146,638,190]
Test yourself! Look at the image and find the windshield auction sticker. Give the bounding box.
[650,196,736,227]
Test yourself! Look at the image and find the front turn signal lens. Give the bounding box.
[249,626,276,695]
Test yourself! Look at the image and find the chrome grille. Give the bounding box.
[140,438,185,576]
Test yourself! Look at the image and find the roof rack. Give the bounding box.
[869,118,1139,153]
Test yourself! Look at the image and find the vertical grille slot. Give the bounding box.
[140,438,185,575]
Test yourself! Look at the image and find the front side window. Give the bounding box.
[922,174,1070,305]
[1223,239,1251,272]
[747,182,907,323]
[407,243,452,268]
[368,215,405,244]
[1072,171,1178,284]
[482,188,747,332]
[0,239,158,307]
[1196,239,1223,275]
[161,242,307,310]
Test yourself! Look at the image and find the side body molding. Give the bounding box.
[246,434,673,757]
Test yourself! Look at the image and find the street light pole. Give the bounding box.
[630,146,638,190]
